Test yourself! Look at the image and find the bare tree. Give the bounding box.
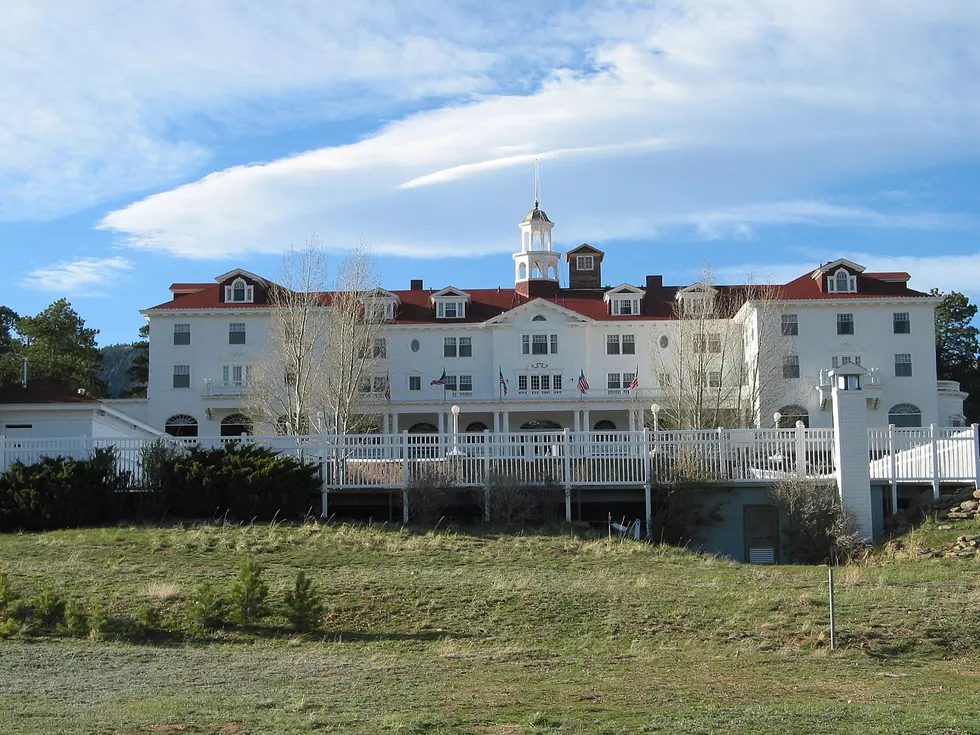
[246,237,388,436]
[649,264,802,429]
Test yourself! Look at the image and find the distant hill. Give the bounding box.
[100,344,141,398]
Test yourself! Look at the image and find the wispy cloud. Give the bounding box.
[20,257,134,295]
[94,0,980,261]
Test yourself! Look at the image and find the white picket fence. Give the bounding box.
[3,425,976,492]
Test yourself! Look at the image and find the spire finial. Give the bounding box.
[533,159,539,208]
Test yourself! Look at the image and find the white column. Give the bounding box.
[502,411,510,433]
[628,411,636,432]
[583,409,590,432]
[831,384,874,541]
[492,411,500,433]
[438,411,446,435]
[573,410,580,432]
[382,413,391,434]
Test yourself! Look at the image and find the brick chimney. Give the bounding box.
[410,279,423,291]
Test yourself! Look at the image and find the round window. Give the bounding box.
[410,339,420,353]
[659,335,669,349]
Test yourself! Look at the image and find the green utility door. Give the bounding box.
[743,504,779,564]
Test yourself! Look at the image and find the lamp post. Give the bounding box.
[649,403,661,433]
[773,411,783,429]
[450,405,461,455]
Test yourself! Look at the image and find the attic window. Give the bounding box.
[576,255,594,271]
[437,300,466,319]
[827,269,857,294]
[532,315,546,322]
[225,278,254,303]
[611,297,640,316]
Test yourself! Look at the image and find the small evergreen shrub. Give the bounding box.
[64,599,87,637]
[87,601,107,640]
[283,571,323,632]
[135,602,161,637]
[186,581,226,635]
[32,585,66,630]
[0,569,15,612]
[229,556,270,626]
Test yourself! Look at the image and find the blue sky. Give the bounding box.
[2,0,980,345]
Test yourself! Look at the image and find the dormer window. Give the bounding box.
[576,255,594,271]
[225,278,254,303]
[827,269,857,294]
[611,298,639,316]
[437,300,466,319]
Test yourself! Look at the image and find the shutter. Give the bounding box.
[748,547,776,565]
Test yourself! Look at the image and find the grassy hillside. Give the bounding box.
[1,521,979,734]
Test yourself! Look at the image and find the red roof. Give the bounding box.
[146,267,932,322]
[0,379,100,405]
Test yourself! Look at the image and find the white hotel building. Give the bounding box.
[140,201,967,438]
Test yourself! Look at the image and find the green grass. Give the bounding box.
[1,521,980,734]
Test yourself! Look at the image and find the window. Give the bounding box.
[517,373,563,394]
[532,334,548,355]
[373,338,387,359]
[895,353,912,377]
[831,355,862,369]
[444,337,457,358]
[550,334,558,354]
[222,364,248,385]
[781,314,798,336]
[576,255,594,270]
[708,333,722,353]
[164,414,198,437]
[173,365,190,389]
[522,333,558,355]
[657,372,671,388]
[659,335,669,349]
[229,322,246,345]
[173,323,190,345]
[607,373,622,392]
[365,301,395,320]
[225,278,253,303]
[409,376,421,391]
[692,334,706,353]
[893,312,910,334]
[436,300,466,319]
[888,403,922,428]
[783,355,800,379]
[410,339,420,352]
[360,376,389,395]
[622,334,635,355]
[827,269,856,293]
[606,334,620,355]
[221,413,252,437]
[836,313,854,335]
[457,375,473,393]
[532,315,547,322]
[611,298,639,316]
[707,371,722,388]
[459,336,472,357]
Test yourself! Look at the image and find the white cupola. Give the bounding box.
[514,198,561,297]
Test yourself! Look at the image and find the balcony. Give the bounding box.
[392,388,661,403]
[204,380,247,397]
[938,380,963,393]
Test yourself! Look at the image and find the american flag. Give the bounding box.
[628,372,639,390]
[577,369,590,393]
[499,368,508,396]
[430,369,446,386]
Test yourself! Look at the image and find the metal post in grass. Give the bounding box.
[828,566,837,651]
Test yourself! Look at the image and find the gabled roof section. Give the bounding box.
[215,268,268,285]
[603,283,645,300]
[565,244,604,258]
[429,286,471,302]
[364,287,400,300]
[811,259,866,278]
[485,298,594,325]
[676,281,717,295]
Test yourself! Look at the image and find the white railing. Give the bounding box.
[937,380,962,393]
[1,426,976,491]
[204,380,247,396]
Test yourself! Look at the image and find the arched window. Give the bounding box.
[949,414,967,428]
[464,421,489,433]
[776,405,809,428]
[888,403,922,428]
[221,413,253,437]
[532,266,543,279]
[518,263,527,280]
[593,420,617,431]
[408,422,438,434]
[519,419,562,431]
[225,277,254,303]
[532,315,546,322]
[165,414,198,437]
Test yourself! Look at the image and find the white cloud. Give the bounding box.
[94,0,980,261]
[19,257,135,295]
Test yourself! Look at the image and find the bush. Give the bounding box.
[406,467,458,526]
[485,473,563,526]
[0,569,15,613]
[135,602,161,637]
[283,571,323,632]
[32,585,65,630]
[186,581,226,635]
[64,599,87,637]
[0,447,131,531]
[229,556,270,626]
[87,601,107,640]
[159,443,321,521]
[770,478,866,564]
